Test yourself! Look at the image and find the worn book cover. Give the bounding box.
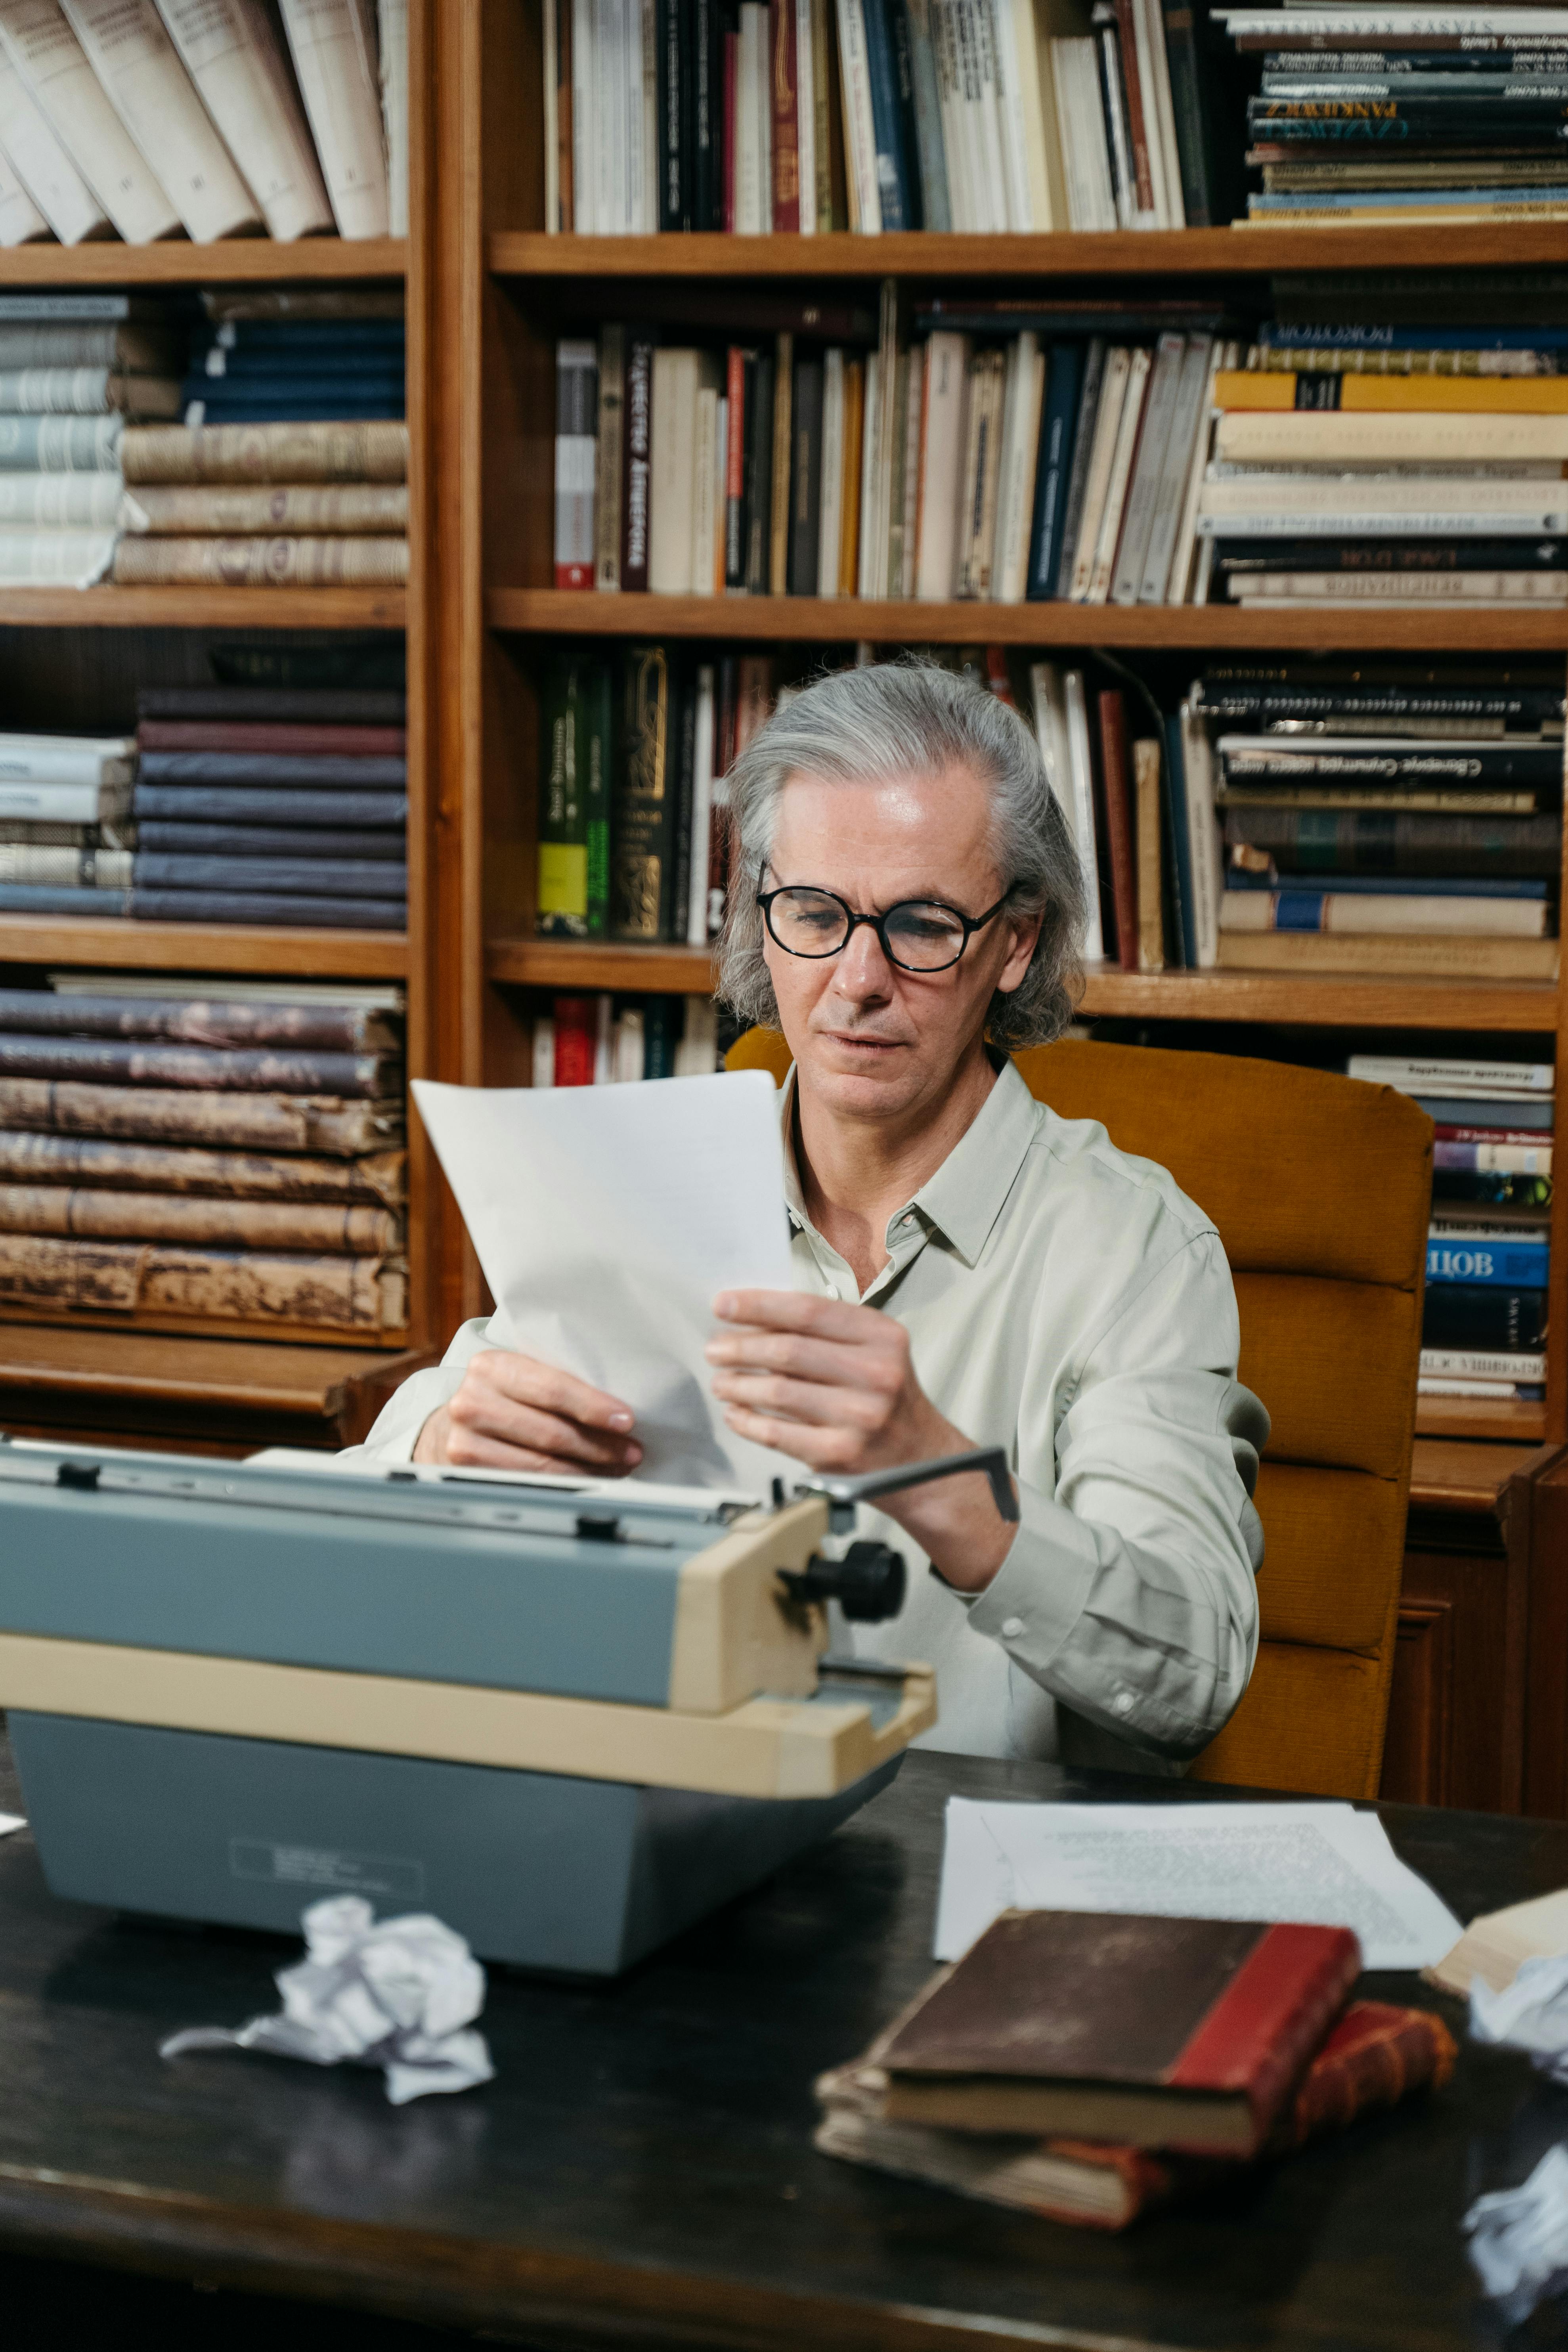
[113,538,410,589]
[137,721,407,757]
[0,1035,397,1098]
[0,1235,405,1331]
[0,990,401,1055]
[119,421,409,484]
[0,1078,401,1159]
[875,1909,1361,2156]
[0,1185,401,1255]
[0,1129,405,1206]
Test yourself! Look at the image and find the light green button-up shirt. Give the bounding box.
[352,1057,1267,1772]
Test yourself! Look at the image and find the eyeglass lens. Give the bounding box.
[766,886,971,971]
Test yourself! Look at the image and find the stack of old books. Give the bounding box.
[0,727,134,911]
[0,978,406,1341]
[180,299,405,428]
[815,1910,1454,2230]
[112,417,409,590]
[132,681,407,934]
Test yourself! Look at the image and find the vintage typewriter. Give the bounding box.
[0,1438,1015,1974]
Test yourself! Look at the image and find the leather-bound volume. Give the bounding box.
[0,1185,402,1256]
[0,1130,405,1206]
[0,989,401,1056]
[0,1079,399,1158]
[138,721,407,757]
[816,2000,1454,2230]
[877,1910,1362,2156]
[119,422,409,485]
[1096,689,1139,974]
[0,1036,397,1098]
[0,1236,405,1331]
[136,688,405,725]
[112,538,410,589]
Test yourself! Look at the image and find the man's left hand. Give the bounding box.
[706,1290,1016,1591]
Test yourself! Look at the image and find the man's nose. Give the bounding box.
[832,918,895,998]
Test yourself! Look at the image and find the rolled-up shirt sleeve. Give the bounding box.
[966,1231,1267,1765]
[336,1314,499,1467]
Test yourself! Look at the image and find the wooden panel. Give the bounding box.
[401,0,437,1356]
[1410,1438,1540,1514]
[1383,1501,1528,1814]
[0,918,407,976]
[1380,1599,1455,1812]
[490,224,1568,277]
[0,239,405,285]
[490,937,716,991]
[1079,968,1558,1033]
[1417,1395,1550,1442]
[486,586,1568,654]
[1524,1450,1568,1817]
[0,1303,409,1349]
[0,589,406,628]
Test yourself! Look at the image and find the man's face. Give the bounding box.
[762,763,1043,1123]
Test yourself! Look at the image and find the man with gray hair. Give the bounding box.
[356,661,1266,1773]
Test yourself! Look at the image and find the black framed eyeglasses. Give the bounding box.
[757,884,1012,974]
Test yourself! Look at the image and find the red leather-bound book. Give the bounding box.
[552,995,597,1088]
[138,721,407,757]
[877,1909,1363,2158]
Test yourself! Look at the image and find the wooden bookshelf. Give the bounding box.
[0,0,438,1445]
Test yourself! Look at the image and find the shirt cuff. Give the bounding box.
[966,1481,1103,1679]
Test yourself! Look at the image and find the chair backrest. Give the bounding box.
[725,1027,1433,1799]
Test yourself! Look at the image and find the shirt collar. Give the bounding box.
[777,1055,1040,1270]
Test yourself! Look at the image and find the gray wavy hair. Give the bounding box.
[716,660,1086,1052]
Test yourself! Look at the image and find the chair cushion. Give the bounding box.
[1237,1272,1420,1479]
[1252,1461,1405,1653]
[1188,1641,1387,1799]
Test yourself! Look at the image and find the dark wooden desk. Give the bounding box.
[4,1732,1568,2352]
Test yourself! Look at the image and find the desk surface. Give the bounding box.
[1,1732,1565,2352]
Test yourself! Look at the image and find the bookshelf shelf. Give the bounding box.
[0,587,407,629]
[1417,1396,1550,1444]
[0,238,407,288]
[488,938,714,992]
[0,917,408,978]
[490,226,1568,281]
[487,589,1568,656]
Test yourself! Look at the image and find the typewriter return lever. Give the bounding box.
[776,1448,1018,1625]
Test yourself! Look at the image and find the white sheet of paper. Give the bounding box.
[934,1797,1462,1972]
[412,1070,795,1492]
[0,1812,22,1837]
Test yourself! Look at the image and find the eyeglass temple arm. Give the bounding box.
[795,1447,1019,1534]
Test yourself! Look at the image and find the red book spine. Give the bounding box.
[1112,0,1157,217]
[555,0,573,231]
[722,31,739,236]
[1096,688,1138,974]
[1168,1923,1362,2158]
[1274,1999,1456,2148]
[137,721,407,756]
[725,346,747,590]
[553,994,596,1087]
[771,0,800,232]
[1433,1124,1550,1147]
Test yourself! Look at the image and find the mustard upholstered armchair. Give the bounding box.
[725,1028,1433,1802]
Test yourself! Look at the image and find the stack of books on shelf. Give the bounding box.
[537,645,781,947]
[0,726,132,908]
[0,977,407,1340]
[1220,0,1568,228]
[113,414,409,589]
[531,993,722,1086]
[1196,662,1563,981]
[1204,325,1568,608]
[544,0,1233,233]
[1350,1053,1551,1409]
[179,289,406,427]
[0,0,405,248]
[556,293,1237,608]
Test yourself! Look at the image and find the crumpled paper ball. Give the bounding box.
[1471,1952,1568,2086]
[1466,2144,1568,2327]
[160,1895,495,2106]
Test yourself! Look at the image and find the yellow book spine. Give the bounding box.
[1342,376,1568,415]
[1214,370,1296,411]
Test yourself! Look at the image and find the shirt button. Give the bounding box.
[900,1214,916,1228]
[1113,1691,1134,1716]
[1001,1616,1025,1640]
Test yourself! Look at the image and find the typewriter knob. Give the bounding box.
[778,1541,906,1624]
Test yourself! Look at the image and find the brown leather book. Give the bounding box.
[0,989,400,1055]
[0,1184,401,1255]
[119,484,409,537]
[876,1910,1362,2156]
[0,1235,405,1331]
[112,537,410,589]
[137,721,407,758]
[0,1130,405,1205]
[0,1036,397,1098]
[1096,689,1139,974]
[816,2000,1456,2231]
[119,422,409,486]
[0,1078,400,1159]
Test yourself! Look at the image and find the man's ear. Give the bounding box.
[996,906,1045,994]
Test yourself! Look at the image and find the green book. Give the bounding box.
[537,655,589,938]
[583,657,612,939]
[613,644,681,943]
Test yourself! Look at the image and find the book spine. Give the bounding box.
[0,1231,403,1330]
[888,0,926,227]
[694,0,719,228]
[0,780,126,822]
[276,0,390,237]
[0,47,105,243]
[537,656,589,939]
[1172,1925,1361,2158]
[583,656,612,937]
[745,348,775,591]
[1216,933,1560,978]
[656,0,684,226]
[837,0,883,230]
[555,337,597,589]
[1026,341,1082,601]
[0,412,119,472]
[0,845,125,885]
[139,751,406,788]
[551,0,569,229]
[1165,713,1198,969]
[121,483,408,535]
[1434,1141,1553,1174]
[612,644,678,942]
[1134,738,1165,971]
[773,0,801,229]
[622,330,654,591]
[60,0,259,240]
[1423,1282,1549,1352]
[1428,1237,1550,1287]
[120,420,409,484]
[668,671,697,943]
[0,0,180,242]
[135,824,403,861]
[1112,0,1157,216]
[594,323,625,589]
[137,686,406,723]
[790,351,824,595]
[1098,688,1138,973]
[769,328,794,594]
[0,1036,394,1092]
[1055,338,1106,599]
[0,1128,406,1204]
[115,533,411,589]
[1160,0,1215,226]
[0,1182,401,1254]
[129,889,405,929]
[138,721,405,755]
[134,786,407,830]
[0,1077,397,1157]
[902,0,950,229]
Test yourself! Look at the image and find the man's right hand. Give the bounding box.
[413,1350,642,1474]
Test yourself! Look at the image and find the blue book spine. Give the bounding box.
[1165,715,1198,969]
[860,0,912,231]
[139,753,408,789]
[0,883,129,913]
[1417,1095,1555,1131]
[195,347,404,380]
[184,398,407,425]
[182,372,405,404]
[1260,323,1568,352]
[135,822,407,860]
[130,890,405,931]
[1026,342,1083,601]
[887,1,926,229]
[134,786,410,828]
[902,0,950,230]
[1250,187,1568,208]
[134,855,409,899]
[1427,1237,1550,1288]
[218,320,407,351]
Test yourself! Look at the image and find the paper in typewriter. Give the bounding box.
[412,1070,794,1492]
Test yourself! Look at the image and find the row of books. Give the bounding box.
[0,291,409,591]
[1205,321,1568,607]
[0,977,407,1341]
[555,294,1233,606]
[544,0,1230,235]
[1352,1054,1553,1407]
[1220,0,1568,228]
[0,0,405,247]
[532,994,724,1087]
[0,678,407,935]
